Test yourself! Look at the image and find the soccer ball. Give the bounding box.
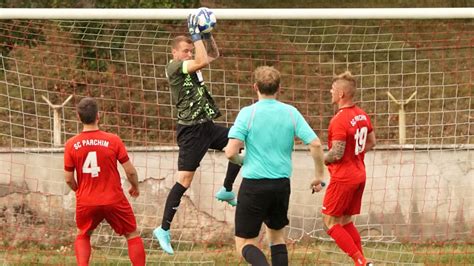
[195,7,217,33]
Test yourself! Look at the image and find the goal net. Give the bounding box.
[0,10,472,264]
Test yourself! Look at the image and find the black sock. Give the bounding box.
[270,244,288,266]
[242,244,269,266]
[161,182,187,230]
[223,162,240,191]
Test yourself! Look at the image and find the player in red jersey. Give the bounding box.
[322,71,376,266]
[64,97,145,266]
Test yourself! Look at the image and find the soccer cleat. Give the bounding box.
[153,226,174,255]
[215,187,237,207]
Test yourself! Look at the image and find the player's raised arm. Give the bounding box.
[122,160,140,198]
[203,33,219,60]
[185,41,208,73]
[196,8,219,60]
[185,9,219,73]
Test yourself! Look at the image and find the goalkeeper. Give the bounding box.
[153,10,241,255]
[225,66,325,265]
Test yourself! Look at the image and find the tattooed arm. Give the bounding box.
[186,35,219,73]
[203,35,219,61]
[324,140,346,165]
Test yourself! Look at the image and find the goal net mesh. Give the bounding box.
[0,18,472,264]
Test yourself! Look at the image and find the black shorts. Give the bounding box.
[235,178,290,238]
[176,121,230,171]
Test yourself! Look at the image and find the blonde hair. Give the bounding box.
[332,71,357,97]
[254,66,280,95]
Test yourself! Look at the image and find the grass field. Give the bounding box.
[1,241,473,265]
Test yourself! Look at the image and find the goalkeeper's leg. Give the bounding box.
[209,124,241,206]
[224,161,240,191]
[161,175,191,231]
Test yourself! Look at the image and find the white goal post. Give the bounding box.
[1,8,473,20]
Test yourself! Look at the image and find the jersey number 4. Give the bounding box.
[83,151,101,177]
[354,127,368,155]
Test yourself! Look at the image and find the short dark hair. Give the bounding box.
[77,97,98,124]
[171,35,193,49]
[254,66,280,95]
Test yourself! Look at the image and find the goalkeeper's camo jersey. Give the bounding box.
[64,130,130,206]
[229,99,318,179]
[327,105,373,184]
[166,60,221,124]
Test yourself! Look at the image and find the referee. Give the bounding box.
[225,66,325,265]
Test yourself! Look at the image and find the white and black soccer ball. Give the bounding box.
[195,7,217,33]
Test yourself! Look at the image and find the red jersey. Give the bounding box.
[327,105,373,184]
[64,130,130,206]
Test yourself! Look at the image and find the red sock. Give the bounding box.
[127,237,146,266]
[74,235,91,266]
[327,224,364,264]
[343,222,363,254]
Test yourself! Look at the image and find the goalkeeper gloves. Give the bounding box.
[187,13,201,42]
[187,13,212,42]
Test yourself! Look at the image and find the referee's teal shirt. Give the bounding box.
[228,99,318,179]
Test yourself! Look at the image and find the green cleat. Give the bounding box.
[215,187,237,207]
[153,226,174,255]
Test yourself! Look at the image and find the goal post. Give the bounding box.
[0,8,473,19]
[0,8,472,265]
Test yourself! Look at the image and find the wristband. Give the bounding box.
[202,33,211,40]
[191,33,202,42]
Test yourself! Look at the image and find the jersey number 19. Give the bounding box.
[354,127,368,155]
[83,151,101,177]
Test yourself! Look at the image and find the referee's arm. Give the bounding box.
[309,138,325,180]
[225,138,244,166]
